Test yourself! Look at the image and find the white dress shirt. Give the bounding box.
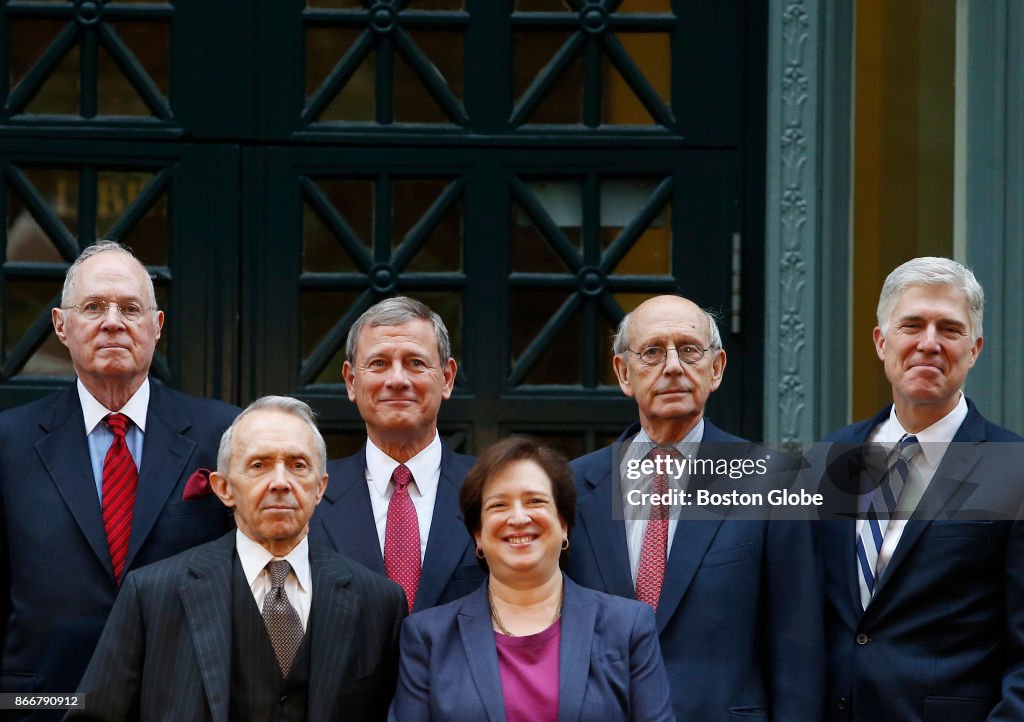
[78,377,149,500]
[364,432,442,561]
[858,392,968,576]
[621,419,704,584]
[236,530,312,631]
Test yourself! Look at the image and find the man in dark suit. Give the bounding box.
[0,241,237,719]
[564,294,824,721]
[70,396,407,722]
[309,297,484,612]
[816,257,1024,721]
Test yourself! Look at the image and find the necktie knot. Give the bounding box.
[392,464,413,491]
[266,559,292,589]
[105,413,129,438]
[897,434,920,462]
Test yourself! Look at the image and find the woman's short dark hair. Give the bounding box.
[459,436,577,568]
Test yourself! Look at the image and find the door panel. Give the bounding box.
[0,141,239,408]
[1,0,764,455]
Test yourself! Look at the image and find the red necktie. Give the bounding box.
[635,448,671,609]
[102,413,137,582]
[384,464,421,612]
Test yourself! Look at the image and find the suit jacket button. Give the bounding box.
[856,632,869,645]
[837,697,849,710]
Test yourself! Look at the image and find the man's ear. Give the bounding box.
[967,335,983,367]
[873,327,886,362]
[342,360,357,402]
[441,357,457,400]
[613,354,635,398]
[709,349,727,392]
[52,307,69,346]
[210,471,235,509]
[314,473,328,505]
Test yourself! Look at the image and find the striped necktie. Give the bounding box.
[856,434,920,609]
[101,413,137,582]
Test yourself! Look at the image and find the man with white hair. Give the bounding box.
[817,257,1024,721]
[71,396,406,721]
[565,294,824,721]
[0,241,238,720]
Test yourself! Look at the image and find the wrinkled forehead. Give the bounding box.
[231,410,317,459]
[358,319,440,358]
[630,304,709,346]
[72,253,153,301]
[889,283,973,325]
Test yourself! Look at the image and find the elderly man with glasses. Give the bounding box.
[0,241,238,721]
[564,294,824,722]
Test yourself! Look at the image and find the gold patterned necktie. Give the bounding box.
[262,559,303,676]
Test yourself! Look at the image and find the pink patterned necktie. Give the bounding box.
[384,464,421,612]
[635,447,672,609]
[101,413,137,582]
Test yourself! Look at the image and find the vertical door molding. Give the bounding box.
[764,0,853,443]
[963,0,1024,433]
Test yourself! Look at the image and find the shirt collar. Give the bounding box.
[885,392,968,466]
[365,431,442,498]
[633,417,705,449]
[77,377,150,435]
[235,529,311,594]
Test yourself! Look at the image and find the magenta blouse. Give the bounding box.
[493,619,562,722]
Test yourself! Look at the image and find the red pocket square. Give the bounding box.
[182,468,213,501]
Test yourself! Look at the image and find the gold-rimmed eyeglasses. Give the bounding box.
[61,299,158,323]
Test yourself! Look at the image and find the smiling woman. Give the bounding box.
[388,436,673,722]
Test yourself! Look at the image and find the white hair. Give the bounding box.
[61,240,157,308]
[216,396,327,476]
[612,302,723,355]
[876,257,984,341]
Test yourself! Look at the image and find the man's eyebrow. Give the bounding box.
[896,313,966,327]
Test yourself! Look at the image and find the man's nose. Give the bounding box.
[99,303,126,329]
[384,361,411,386]
[268,463,292,489]
[662,347,685,374]
[918,325,942,350]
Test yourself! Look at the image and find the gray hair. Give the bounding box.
[61,240,157,308]
[612,304,723,356]
[345,296,452,365]
[216,396,327,477]
[877,256,984,341]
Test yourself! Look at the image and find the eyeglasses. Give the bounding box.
[62,299,157,323]
[625,344,714,366]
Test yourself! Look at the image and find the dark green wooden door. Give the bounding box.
[1,0,766,455]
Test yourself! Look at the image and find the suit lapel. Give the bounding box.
[35,386,113,578]
[557,578,595,722]
[322,450,386,574]
[655,517,722,632]
[179,534,235,722]
[308,547,358,722]
[827,411,886,620]
[652,421,734,632]
[128,383,197,571]
[869,437,983,607]
[457,586,507,722]
[416,445,471,611]
[576,448,634,599]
